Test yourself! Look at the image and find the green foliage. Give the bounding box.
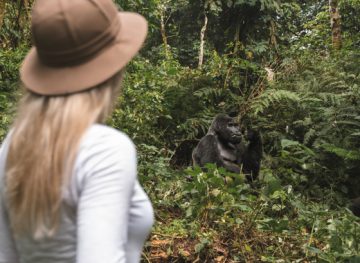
[109,56,216,145]
[182,164,249,220]
[0,2,32,48]
[237,42,360,196]
[0,47,27,140]
[144,159,360,261]
[250,89,301,115]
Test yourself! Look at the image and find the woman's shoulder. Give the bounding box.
[74,124,137,178]
[81,124,135,151]
[74,124,137,168]
[69,124,138,204]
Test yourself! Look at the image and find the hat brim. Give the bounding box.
[20,12,148,95]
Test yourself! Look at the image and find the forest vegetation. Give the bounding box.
[1,0,360,262]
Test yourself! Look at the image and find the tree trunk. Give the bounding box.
[160,6,170,59]
[0,0,5,30]
[269,19,277,48]
[329,0,342,50]
[198,13,208,68]
[233,22,240,53]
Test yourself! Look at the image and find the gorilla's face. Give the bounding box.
[226,121,242,143]
[216,116,242,144]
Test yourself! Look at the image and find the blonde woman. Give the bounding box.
[0,0,153,262]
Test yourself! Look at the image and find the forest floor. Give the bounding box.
[139,166,360,263]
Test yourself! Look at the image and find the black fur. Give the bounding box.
[350,197,360,217]
[242,129,263,182]
[192,114,263,181]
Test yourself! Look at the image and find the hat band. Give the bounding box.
[37,16,121,67]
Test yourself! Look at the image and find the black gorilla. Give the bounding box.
[242,129,263,181]
[350,197,360,217]
[192,114,263,182]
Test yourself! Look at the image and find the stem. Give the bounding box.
[234,22,240,54]
[306,219,317,257]
[198,12,208,68]
[160,5,170,59]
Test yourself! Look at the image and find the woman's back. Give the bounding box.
[0,124,154,263]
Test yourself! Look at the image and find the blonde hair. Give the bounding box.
[5,71,123,239]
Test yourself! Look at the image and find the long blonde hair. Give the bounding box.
[5,71,123,239]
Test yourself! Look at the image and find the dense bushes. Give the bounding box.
[250,50,360,197]
[140,157,360,262]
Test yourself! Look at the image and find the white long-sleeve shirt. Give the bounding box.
[0,124,154,263]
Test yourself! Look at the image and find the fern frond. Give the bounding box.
[250,89,301,115]
[321,143,360,161]
[304,128,317,145]
[317,92,344,106]
[179,115,213,140]
[194,87,225,98]
[336,120,360,128]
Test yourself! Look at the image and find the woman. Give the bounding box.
[0,0,153,262]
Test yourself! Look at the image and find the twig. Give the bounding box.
[142,251,152,263]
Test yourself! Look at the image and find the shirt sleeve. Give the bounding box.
[0,135,19,263]
[76,131,137,263]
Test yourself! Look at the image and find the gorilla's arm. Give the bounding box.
[350,197,360,217]
[193,135,241,173]
[242,130,263,181]
[193,135,222,167]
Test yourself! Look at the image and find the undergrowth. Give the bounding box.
[139,157,360,263]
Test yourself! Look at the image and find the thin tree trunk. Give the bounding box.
[160,7,170,59]
[0,0,5,30]
[233,22,240,53]
[269,19,277,48]
[198,13,208,68]
[329,0,342,50]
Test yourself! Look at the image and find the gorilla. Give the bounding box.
[242,129,263,181]
[192,114,263,182]
[350,197,360,217]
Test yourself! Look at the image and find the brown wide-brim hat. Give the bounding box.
[20,0,147,95]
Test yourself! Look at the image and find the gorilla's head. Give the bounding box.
[209,114,242,144]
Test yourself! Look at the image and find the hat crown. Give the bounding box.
[31,0,120,67]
